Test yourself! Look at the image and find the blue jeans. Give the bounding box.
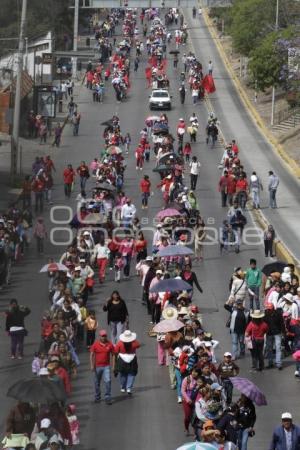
[248,285,260,310]
[109,321,126,345]
[269,189,277,208]
[120,373,135,390]
[94,366,111,400]
[238,428,249,450]
[251,188,260,208]
[80,176,87,190]
[265,334,282,367]
[175,368,182,398]
[231,332,245,358]
[123,255,131,277]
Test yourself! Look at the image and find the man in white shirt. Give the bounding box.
[189,156,201,190]
[208,60,213,75]
[121,198,136,228]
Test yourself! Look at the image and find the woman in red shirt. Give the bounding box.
[114,330,140,394]
[140,175,151,209]
[245,310,269,372]
[134,231,147,262]
[235,174,249,210]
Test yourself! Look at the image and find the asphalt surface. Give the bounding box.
[0,12,300,450]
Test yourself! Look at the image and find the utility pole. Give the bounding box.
[11,0,27,183]
[271,0,279,126]
[72,0,79,80]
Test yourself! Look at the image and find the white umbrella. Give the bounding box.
[40,262,68,273]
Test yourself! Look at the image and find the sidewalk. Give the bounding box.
[0,78,84,210]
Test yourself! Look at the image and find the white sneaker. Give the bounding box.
[121,388,126,393]
[127,389,132,395]
[177,396,182,403]
[295,371,299,377]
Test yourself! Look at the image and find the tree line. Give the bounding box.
[209,0,300,97]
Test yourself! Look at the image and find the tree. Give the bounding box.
[229,0,284,56]
[248,27,296,92]
[0,0,74,57]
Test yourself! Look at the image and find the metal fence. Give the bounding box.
[274,106,300,126]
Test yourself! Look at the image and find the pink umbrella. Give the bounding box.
[153,318,184,333]
[292,350,300,361]
[156,208,182,220]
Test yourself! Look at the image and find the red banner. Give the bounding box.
[202,75,216,94]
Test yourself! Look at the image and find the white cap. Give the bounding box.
[39,368,49,376]
[74,266,81,272]
[224,352,232,357]
[282,412,292,420]
[41,418,51,429]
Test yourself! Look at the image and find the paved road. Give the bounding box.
[0,13,300,450]
[184,10,300,262]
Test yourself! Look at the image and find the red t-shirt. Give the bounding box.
[114,340,140,354]
[140,179,151,193]
[90,340,115,367]
[236,179,248,192]
[246,321,268,340]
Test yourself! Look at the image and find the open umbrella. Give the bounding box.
[176,443,217,450]
[262,261,287,276]
[153,318,184,333]
[157,245,194,257]
[230,377,267,406]
[152,164,171,173]
[158,153,177,165]
[156,208,183,220]
[7,378,67,404]
[100,119,114,126]
[40,262,68,273]
[96,182,116,192]
[169,50,180,55]
[146,115,160,122]
[106,145,122,155]
[153,128,169,136]
[150,278,192,293]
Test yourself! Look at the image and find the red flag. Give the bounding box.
[202,75,216,94]
[145,67,152,80]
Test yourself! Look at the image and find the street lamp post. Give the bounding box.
[270,0,279,126]
[72,0,79,80]
[11,0,27,183]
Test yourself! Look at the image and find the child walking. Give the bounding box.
[85,310,98,348]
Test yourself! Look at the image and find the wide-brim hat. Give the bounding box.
[250,310,265,319]
[162,307,178,320]
[120,330,137,343]
[283,293,294,303]
[178,306,189,315]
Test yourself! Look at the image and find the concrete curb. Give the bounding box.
[202,9,300,181]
